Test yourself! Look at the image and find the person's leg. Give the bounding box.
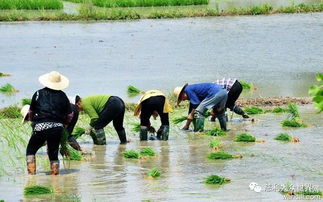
[153,96,170,140]
[112,97,127,144]
[46,127,63,175]
[26,131,47,175]
[140,98,155,141]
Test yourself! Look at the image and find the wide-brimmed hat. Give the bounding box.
[20,104,30,124]
[38,71,69,90]
[173,83,188,105]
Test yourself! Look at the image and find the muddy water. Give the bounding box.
[0,13,323,107]
[0,105,322,201]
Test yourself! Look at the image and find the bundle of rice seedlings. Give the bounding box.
[205,128,227,136]
[208,139,222,150]
[281,119,307,128]
[24,185,53,196]
[65,147,83,161]
[21,98,32,105]
[244,106,263,115]
[287,103,299,118]
[60,129,69,156]
[274,133,291,142]
[272,107,287,113]
[71,127,85,139]
[139,147,156,157]
[207,152,233,160]
[147,168,161,178]
[204,175,231,185]
[127,85,141,96]
[296,188,322,196]
[240,80,254,90]
[131,123,141,133]
[0,83,19,94]
[172,116,187,124]
[0,72,10,77]
[123,150,140,159]
[235,133,256,142]
[0,106,21,118]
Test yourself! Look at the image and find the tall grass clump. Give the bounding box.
[244,106,263,115]
[24,185,53,196]
[0,0,63,10]
[235,133,256,142]
[249,3,273,15]
[0,106,21,118]
[204,175,230,185]
[92,0,208,8]
[0,83,19,94]
[147,168,161,178]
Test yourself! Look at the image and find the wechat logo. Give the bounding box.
[249,182,262,193]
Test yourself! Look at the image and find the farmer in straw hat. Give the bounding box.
[174,83,228,132]
[75,95,128,145]
[134,90,173,141]
[25,71,72,175]
[211,78,249,121]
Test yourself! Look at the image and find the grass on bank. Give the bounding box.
[0,0,63,10]
[0,3,322,21]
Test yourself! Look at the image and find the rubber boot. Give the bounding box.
[194,117,205,132]
[158,125,169,141]
[50,160,59,175]
[117,129,127,144]
[26,155,36,175]
[140,127,148,141]
[94,129,106,145]
[217,113,227,131]
[233,105,249,118]
[89,130,99,145]
[68,136,81,151]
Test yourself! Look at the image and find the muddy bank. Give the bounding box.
[237,97,312,107]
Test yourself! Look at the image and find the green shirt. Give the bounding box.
[82,95,111,126]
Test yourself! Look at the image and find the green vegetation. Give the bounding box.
[123,150,140,159]
[147,168,161,178]
[125,103,137,111]
[172,116,187,124]
[71,127,85,139]
[65,147,83,161]
[204,175,230,185]
[308,73,323,113]
[0,0,63,10]
[0,106,21,118]
[240,80,254,90]
[0,83,18,94]
[91,0,208,8]
[244,106,263,115]
[287,103,299,118]
[131,123,141,133]
[204,128,227,136]
[21,98,31,106]
[209,139,221,149]
[281,119,307,128]
[140,147,156,157]
[0,72,10,77]
[281,103,307,127]
[297,188,322,196]
[274,133,291,142]
[24,185,53,196]
[235,133,256,142]
[272,107,287,113]
[207,152,233,160]
[127,85,141,97]
[280,182,322,196]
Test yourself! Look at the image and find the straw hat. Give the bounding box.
[173,83,188,105]
[38,71,69,90]
[20,104,30,123]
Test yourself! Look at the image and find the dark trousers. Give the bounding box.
[140,96,169,127]
[66,104,79,136]
[92,96,125,131]
[26,127,63,161]
[226,80,243,110]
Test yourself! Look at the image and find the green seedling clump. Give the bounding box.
[127,85,141,96]
[235,133,256,142]
[71,127,85,139]
[0,106,22,118]
[240,80,254,90]
[272,107,287,113]
[275,133,291,142]
[65,147,83,161]
[204,174,230,185]
[123,150,140,159]
[24,185,53,196]
[287,103,300,118]
[147,168,161,178]
[281,119,307,128]
[244,106,263,114]
[172,116,187,124]
[205,128,227,136]
[21,98,32,105]
[209,139,221,149]
[140,147,156,157]
[0,72,10,77]
[207,152,233,160]
[297,188,322,196]
[131,123,141,133]
[0,83,18,94]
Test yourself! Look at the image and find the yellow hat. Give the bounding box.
[173,83,188,105]
[20,104,30,124]
[39,71,69,90]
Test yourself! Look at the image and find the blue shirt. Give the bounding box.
[185,83,223,105]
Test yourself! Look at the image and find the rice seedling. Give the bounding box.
[147,168,161,178]
[287,103,299,118]
[0,72,10,77]
[92,0,208,8]
[204,128,227,136]
[281,119,307,128]
[24,185,53,196]
[123,150,140,159]
[21,98,32,105]
[65,147,83,161]
[0,106,22,118]
[139,147,156,157]
[71,127,85,139]
[274,133,291,142]
[240,80,254,90]
[127,85,141,96]
[272,107,287,113]
[172,116,187,124]
[60,129,69,156]
[297,188,322,196]
[0,83,19,94]
[244,106,263,115]
[207,152,233,160]
[204,174,230,185]
[235,133,256,142]
[131,123,141,133]
[0,0,63,10]
[208,139,222,150]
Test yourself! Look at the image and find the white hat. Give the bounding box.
[38,71,69,90]
[173,83,188,105]
[20,104,30,124]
